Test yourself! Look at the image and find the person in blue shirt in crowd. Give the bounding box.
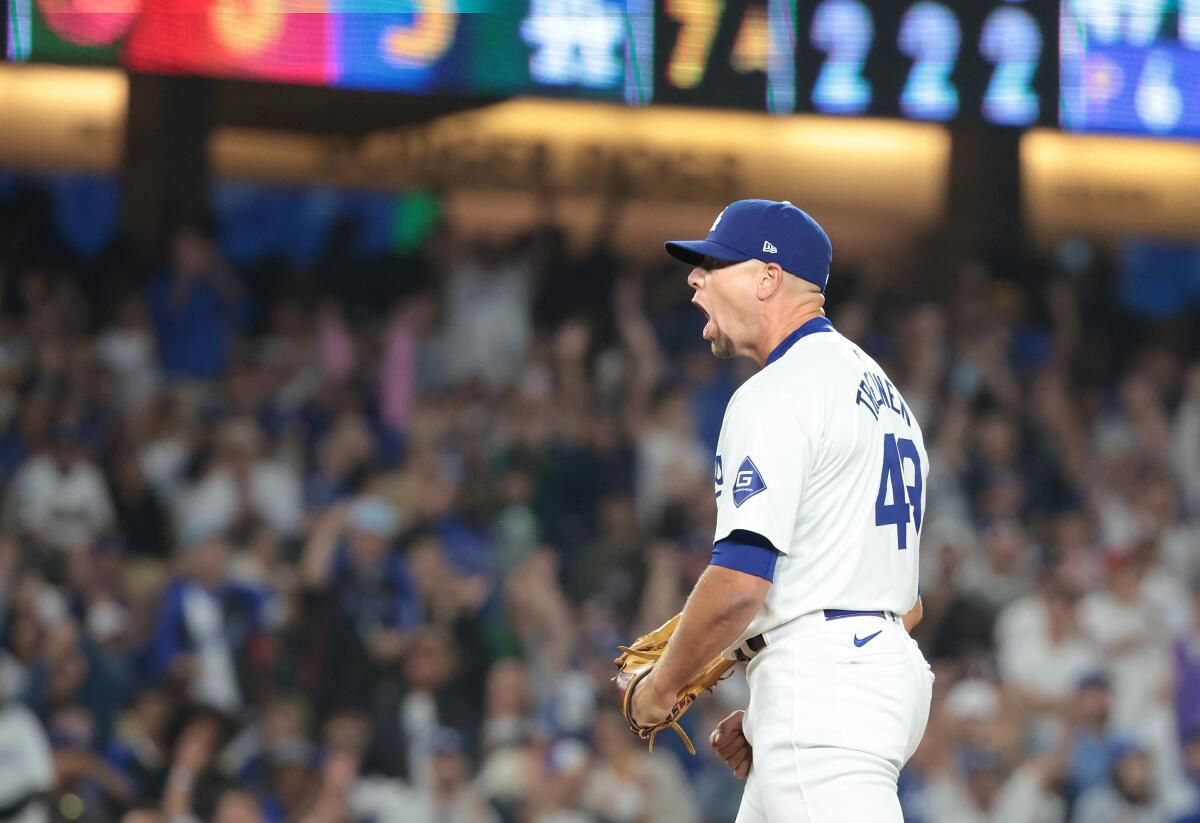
[301,496,422,715]
[1073,741,1165,823]
[148,221,250,381]
[1065,672,1126,805]
[145,526,270,714]
[102,688,173,807]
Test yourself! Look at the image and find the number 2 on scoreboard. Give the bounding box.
[875,433,923,550]
[810,0,873,114]
[980,4,1042,126]
[898,1,960,121]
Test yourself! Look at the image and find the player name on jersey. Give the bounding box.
[854,369,912,426]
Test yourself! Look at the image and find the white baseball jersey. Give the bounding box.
[713,318,927,649]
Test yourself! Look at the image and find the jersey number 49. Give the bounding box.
[875,433,923,550]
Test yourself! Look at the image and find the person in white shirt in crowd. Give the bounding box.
[1128,489,1200,635]
[957,520,1040,613]
[943,679,1005,752]
[0,691,54,823]
[438,235,534,392]
[1080,550,1174,731]
[8,423,114,553]
[350,727,499,823]
[632,388,710,527]
[174,417,302,541]
[582,712,699,823]
[128,391,191,494]
[995,566,1099,709]
[96,295,160,414]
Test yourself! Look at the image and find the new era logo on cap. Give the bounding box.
[664,199,833,291]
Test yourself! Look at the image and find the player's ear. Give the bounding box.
[757,262,784,300]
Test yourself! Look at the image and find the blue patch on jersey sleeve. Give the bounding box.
[731,456,767,507]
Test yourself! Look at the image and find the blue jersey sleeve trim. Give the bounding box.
[726,529,777,549]
[711,531,780,582]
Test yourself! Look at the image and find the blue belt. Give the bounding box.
[823,609,886,621]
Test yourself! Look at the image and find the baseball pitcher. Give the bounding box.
[616,199,934,822]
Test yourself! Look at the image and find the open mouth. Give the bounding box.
[693,300,714,341]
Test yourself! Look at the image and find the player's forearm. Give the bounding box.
[653,565,769,695]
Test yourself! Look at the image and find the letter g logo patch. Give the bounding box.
[732,457,766,507]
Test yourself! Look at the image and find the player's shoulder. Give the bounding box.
[719,381,809,456]
[762,328,860,384]
[724,371,796,424]
[726,329,868,411]
[726,346,824,413]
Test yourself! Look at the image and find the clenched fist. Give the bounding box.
[710,710,752,779]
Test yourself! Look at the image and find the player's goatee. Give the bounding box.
[711,334,736,359]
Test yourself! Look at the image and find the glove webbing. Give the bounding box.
[618,665,698,755]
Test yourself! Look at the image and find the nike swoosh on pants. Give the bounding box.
[853,630,882,647]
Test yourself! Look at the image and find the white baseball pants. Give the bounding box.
[735,611,934,823]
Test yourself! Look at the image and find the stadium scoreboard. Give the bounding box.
[5,0,1199,137]
[655,0,1056,126]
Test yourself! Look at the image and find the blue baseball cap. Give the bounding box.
[665,199,833,291]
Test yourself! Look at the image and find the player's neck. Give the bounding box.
[753,307,827,367]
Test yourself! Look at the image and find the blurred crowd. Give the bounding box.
[0,180,1199,823]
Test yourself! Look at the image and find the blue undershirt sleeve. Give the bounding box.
[709,529,781,582]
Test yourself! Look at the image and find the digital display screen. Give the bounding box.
[5,0,129,65]
[653,0,1058,124]
[797,0,1057,125]
[124,0,336,86]
[1060,0,1200,138]
[6,0,651,102]
[126,0,652,102]
[6,0,1057,127]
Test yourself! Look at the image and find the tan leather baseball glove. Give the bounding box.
[613,612,736,754]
